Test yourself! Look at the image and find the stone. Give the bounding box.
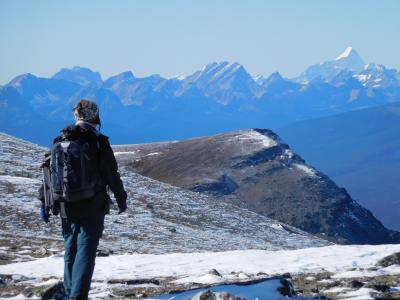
[41,281,65,300]
[208,269,222,277]
[97,249,113,257]
[37,247,48,256]
[350,279,364,288]
[278,278,295,296]
[256,272,268,276]
[376,252,400,267]
[11,274,30,283]
[367,283,391,293]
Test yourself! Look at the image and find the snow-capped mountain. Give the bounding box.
[52,66,103,86]
[179,61,262,104]
[0,47,399,146]
[293,47,365,83]
[354,63,400,92]
[334,46,365,71]
[112,128,400,245]
[259,72,301,95]
[102,71,165,106]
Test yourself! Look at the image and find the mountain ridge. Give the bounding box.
[277,102,400,231]
[112,127,400,244]
[0,130,330,255]
[1,47,399,146]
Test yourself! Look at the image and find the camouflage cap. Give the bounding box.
[72,99,100,124]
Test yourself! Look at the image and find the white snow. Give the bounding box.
[33,278,60,287]
[113,151,138,157]
[146,152,162,156]
[280,149,294,160]
[174,273,224,284]
[234,130,278,149]
[304,276,315,281]
[353,74,371,83]
[212,62,241,80]
[0,294,39,300]
[338,287,375,300]
[0,243,399,299]
[335,46,354,60]
[1,244,399,284]
[270,223,284,230]
[293,163,317,177]
[0,175,40,184]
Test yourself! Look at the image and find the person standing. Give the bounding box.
[38,99,127,300]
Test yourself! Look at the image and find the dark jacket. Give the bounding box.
[38,122,127,220]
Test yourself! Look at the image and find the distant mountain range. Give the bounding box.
[0,47,399,145]
[277,102,400,231]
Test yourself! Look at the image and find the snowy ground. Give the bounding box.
[2,244,400,283]
[1,132,400,299]
[0,244,400,299]
[0,131,328,262]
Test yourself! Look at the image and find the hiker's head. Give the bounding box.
[72,99,101,126]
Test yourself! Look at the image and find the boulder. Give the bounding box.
[278,278,295,296]
[376,252,400,267]
[350,279,364,289]
[208,269,222,277]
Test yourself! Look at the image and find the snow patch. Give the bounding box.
[280,149,294,160]
[233,130,278,149]
[1,244,399,284]
[336,46,354,60]
[354,74,371,83]
[0,175,40,184]
[293,164,317,177]
[338,287,375,300]
[112,151,137,157]
[146,152,162,157]
[270,223,284,230]
[173,273,224,284]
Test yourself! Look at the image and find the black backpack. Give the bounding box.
[50,127,100,203]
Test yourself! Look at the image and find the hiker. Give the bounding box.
[38,99,127,300]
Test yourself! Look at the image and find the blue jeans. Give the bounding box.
[62,215,104,300]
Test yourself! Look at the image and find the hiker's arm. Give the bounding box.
[99,136,127,207]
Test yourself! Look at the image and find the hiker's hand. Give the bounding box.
[40,206,50,223]
[118,201,127,214]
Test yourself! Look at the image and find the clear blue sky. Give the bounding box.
[1,0,399,84]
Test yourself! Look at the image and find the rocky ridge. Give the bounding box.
[114,128,400,244]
